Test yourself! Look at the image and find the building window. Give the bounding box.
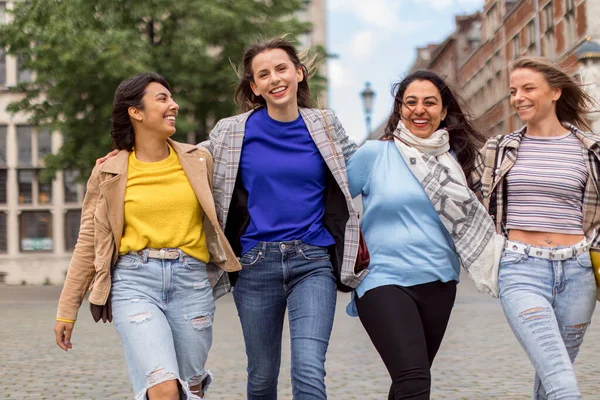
[18,169,33,204]
[565,0,575,15]
[0,169,6,204]
[18,169,52,205]
[64,170,79,203]
[37,129,52,165]
[527,21,536,52]
[544,30,556,58]
[20,211,53,252]
[512,34,521,59]
[0,48,5,86]
[543,2,554,33]
[0,2,5,25]
[17,56,32,83]
[65,210,81,251]
[17,125,33,166]
[0,211,6,253]
[0,125,6,165]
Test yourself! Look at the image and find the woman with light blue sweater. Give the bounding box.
[346,70,487,400]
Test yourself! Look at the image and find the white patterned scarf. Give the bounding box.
[393,120,504,297]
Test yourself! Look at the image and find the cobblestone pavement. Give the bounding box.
[1,276,600,399]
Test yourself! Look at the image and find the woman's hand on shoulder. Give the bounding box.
[54,320,75,351]
[95,149,119,167]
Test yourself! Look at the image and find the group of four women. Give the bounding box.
[54,37,599,399]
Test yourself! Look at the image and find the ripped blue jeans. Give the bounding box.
[111,250,215,400]
[499,248,596,400]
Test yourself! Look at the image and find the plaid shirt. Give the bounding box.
[200,107,367,296]
[472,123,600,246]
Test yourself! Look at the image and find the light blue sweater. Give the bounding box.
[346,140,460,316]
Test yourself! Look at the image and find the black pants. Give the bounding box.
[355,281,456,400]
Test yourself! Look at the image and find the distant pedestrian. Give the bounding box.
[346,70,491,400]
[54,72,241,400]
[472,56,600,399]
[200,37,366,400]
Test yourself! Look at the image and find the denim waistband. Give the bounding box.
[252,240,322,253]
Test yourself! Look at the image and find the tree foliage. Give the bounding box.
[0,0,324,179]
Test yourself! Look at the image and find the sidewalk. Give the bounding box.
[1,277,599,399]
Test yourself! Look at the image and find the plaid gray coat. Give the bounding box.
[200,107,368,296]
[472,123,600,245]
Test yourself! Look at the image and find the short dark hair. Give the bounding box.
[383,70,486,177]
[111,72,170,151]
[234,37,313,111]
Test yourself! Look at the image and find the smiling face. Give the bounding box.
[509,68,561,124]
[130,82,179,138]
[249,48,304,116]
[400,79,447,139]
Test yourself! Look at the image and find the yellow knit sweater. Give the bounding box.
[119,144,209,262]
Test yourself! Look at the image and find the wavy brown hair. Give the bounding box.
[233,37,315,111]
[382,70,486,177]
[511,56,598,131]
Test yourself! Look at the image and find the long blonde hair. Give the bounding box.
[511,57,598,131]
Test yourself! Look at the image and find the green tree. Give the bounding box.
[0,0,324,179]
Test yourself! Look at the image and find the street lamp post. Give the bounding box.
[360,82,376,137]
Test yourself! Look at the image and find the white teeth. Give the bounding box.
[271,87,285,94]
[413,120,428,124]
[166,116,175,121]
[517,106,531,111]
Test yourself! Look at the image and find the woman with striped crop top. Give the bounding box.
[473,57,600,399]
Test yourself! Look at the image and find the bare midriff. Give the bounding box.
[508,229,585,247]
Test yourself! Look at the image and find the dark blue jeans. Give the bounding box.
[232,240,337,400]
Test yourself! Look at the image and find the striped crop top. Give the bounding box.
[505,132,588,234]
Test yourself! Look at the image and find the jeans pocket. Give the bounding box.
[500,250,524,266]
[298,244,330,261]
[239,247,263,269]
[115,254,142,270]
[576,252,593,268]
[183,257,207,271]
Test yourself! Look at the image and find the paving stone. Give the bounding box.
[1,275,599,399]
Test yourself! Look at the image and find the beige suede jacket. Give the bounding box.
[56,139,241,322]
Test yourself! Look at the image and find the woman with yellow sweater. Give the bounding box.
[53,72,241,400]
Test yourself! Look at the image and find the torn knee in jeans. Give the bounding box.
[564,321,590,350]
[519,307,549,321]
[191,315,212,331]
[147,367,178,387]
[129,311,152,324]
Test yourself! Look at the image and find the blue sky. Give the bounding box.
[326,0,484,143]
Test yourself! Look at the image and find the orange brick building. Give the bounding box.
[371,0,600,139]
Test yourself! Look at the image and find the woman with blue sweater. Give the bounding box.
[202,37,366,400]
[347,70,488,400]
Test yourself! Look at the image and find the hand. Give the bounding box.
[95,149,119,166]
[54,321,75,351]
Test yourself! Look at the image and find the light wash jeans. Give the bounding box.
[499,246,596,400]
[111,250,215,400]
[233,240,337,400]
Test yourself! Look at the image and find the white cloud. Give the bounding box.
[328,59,356,90]
[350,31,376,59]
[327,0,403,32]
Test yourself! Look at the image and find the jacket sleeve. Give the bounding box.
[198,119,225,155]
[326,110,357,162]
[56,167,102,321]
[470,145,486,200]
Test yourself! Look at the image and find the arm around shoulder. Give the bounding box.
[323,109,358,161]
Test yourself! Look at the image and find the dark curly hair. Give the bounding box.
[382,70,485,177]
[111,72,170,151]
